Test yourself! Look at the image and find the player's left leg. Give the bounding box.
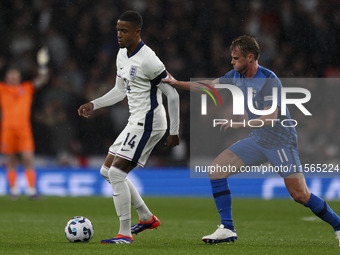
[19,130,37,198]
[285,174,340,243]
[269,145,340,246]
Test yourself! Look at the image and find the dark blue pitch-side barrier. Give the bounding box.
[0,167,339,200]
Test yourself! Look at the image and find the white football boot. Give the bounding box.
[202,224,237,244]
[336,230,340,247]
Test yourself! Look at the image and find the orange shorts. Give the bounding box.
[0,128,35,154]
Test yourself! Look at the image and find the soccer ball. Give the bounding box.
[64,216,94,242]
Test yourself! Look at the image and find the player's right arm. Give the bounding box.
[78,75,126,118]
[162,73,219,91]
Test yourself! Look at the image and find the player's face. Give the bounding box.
[231,47,250,75]
[116,20,141,51]
[5,69,21,85]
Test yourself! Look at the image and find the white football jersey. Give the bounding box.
[116,41,167,131]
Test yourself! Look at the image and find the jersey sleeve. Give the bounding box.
[158,80,180,135]
[143,52,166,80]
[116,52,122,78]
[91,75,126,110]
[24,81,35,94]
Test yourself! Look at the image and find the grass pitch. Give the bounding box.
[0,196,339,255]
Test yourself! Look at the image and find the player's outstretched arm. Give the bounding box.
[162,73,219,91]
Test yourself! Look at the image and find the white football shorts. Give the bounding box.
[108,123,166,167]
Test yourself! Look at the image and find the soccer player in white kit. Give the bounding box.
[78,10,180,244]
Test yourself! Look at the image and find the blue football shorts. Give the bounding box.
[228,137,302,178]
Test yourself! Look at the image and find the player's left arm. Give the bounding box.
[144,53,180,147]
[33,47,50,88]
[158,80,180,147]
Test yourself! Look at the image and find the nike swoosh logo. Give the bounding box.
[121,148,130,151]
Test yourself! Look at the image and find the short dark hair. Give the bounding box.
[6,65,21,73]
[230,35,260,60]
[118,10,143,28]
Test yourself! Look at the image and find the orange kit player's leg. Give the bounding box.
[19,128,38,198]
[1,128,19,199]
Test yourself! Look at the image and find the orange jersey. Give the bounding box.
[0,81,35,130]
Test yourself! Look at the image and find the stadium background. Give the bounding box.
[0,0,340,199]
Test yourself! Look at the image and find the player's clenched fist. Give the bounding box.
[78,102,94,118]
[164,134,180,147]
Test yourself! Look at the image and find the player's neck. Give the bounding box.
[127,39,142,56]
[244,62,259,78]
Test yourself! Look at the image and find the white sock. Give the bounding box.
[108,166,131,237]
[103,165,152,222]
[10,187,19,196]
[100,165,110,183]
[126,178,153,222]
[27,187,37,196]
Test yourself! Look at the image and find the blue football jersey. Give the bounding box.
[219,65,298,149]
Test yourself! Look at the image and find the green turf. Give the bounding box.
[0,196,339,255]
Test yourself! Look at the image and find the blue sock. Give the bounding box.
[210,178,234,230]
[305,193,340,231]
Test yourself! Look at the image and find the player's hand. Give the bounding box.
[78,102,94,118]
[37,46,49,66]
[219,120,244,131]
[164,135,180,147]
[219,121,231,132]
[162,71,178,87]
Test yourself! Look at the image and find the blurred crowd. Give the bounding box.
[0,0,339,166]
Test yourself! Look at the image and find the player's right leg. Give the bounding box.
[100,153,157,234]
[1,129,19,199]
[203,137,267,244]
[6,155,18,200]
[202,149,242,244]
[101,125,165,243]
[102,157,135,244]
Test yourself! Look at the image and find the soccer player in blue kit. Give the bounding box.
[163,35,340,245]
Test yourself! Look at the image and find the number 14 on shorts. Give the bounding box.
[123,132,137,150]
